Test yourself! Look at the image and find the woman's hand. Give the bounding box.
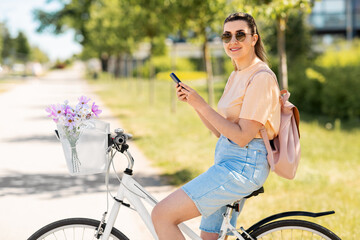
[176,84,188,102]
[176,82,208,110]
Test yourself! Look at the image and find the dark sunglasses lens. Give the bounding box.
[236,32,246,42]
[221,34,231,43]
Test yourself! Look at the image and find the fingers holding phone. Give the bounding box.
[171,73,206,109]
[176,84,187,102]
[172,73,187,102]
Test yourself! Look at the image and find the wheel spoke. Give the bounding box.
[28,218,127,240]
[62,229,67,240]
[301,229,304,240]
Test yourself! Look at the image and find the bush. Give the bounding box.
[288,65,325,114]
[320,66,360,119]
[140,55,196,78]
[156,71,206,81]
[284,39,360,120]
[315,39,360,119]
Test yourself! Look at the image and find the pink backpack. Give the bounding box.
[248,70,301,180]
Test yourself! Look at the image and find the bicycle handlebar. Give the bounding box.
[109,128,132,146]
[114,133,132,145]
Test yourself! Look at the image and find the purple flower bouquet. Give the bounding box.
[46,96,108,174]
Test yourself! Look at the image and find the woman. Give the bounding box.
[151,12,281,240]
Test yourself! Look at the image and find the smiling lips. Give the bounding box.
[230,47,241,52]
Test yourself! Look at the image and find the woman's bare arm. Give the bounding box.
[195,109,221,138]
[178,83,262,147]
[176,85,220,137]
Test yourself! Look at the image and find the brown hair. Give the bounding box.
[224,12,268,70]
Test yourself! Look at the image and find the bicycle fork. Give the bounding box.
[100,180,127,240]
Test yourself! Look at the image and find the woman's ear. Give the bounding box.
[252,34,259,47]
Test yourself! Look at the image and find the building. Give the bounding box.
[308,0,360,39]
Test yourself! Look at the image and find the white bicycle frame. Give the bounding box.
[100,149,248,240]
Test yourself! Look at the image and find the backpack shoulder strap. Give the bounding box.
[246,68,278,89]
[246,68,279,171]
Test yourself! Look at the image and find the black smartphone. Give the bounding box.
[170,72,189,91]
[170,72,181,85]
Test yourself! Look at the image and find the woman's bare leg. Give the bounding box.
[201,231,219,240]
[151,188,201,240]
[201,231,229,240]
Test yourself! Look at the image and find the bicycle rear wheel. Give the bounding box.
[250,219,341,240]
[28,218,129,240]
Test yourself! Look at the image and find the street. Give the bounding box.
[0,62,200,239]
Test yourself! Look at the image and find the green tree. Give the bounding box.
[85,0,139,75]
[263,12,316,113]
[34,0,126,70]
[0,23,3,63]
[258,0,312,89]
[15,31,31,62]
[34,0,93,45]
[127,0,174,104]
[31,46,49,63]
[176,0,239,107]
[132,0,171,57]
[1,22,15,64]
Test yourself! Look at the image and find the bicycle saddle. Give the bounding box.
[244,186,264,199]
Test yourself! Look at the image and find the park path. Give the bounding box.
[0,62,200,239]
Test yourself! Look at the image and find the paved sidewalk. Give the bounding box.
[0,62,200,239]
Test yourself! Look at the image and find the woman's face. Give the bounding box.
[222,20,258,61]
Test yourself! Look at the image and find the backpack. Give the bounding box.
[248,70,301,180]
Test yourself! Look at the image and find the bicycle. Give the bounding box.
[28,128,341,240]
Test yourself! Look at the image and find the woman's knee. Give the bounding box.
[151,203,166,224]
[152,189,200,225]
[151,200,177,226]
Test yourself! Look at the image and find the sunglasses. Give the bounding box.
[221,31,253,43]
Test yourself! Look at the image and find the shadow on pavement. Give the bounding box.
[0,171,166,199]
[2,134,59,143]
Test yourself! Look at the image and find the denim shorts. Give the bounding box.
[181,135,269,234]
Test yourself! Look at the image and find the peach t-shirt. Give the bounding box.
[218,61,280,140]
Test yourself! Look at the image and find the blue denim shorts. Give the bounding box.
[181,135,269,234]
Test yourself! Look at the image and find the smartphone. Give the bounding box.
[170,72,189,91]
[170,72,181,85]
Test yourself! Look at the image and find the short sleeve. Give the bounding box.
[239,72,278,125]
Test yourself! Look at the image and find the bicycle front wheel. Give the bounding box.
[251,219,341,240]
[28,218,129,240]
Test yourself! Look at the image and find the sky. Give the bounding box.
[0,0,82,61]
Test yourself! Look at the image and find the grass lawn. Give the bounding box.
[89,76,359,239]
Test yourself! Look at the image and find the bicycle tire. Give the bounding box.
[27,218,129,240]
[250,219,341,240]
